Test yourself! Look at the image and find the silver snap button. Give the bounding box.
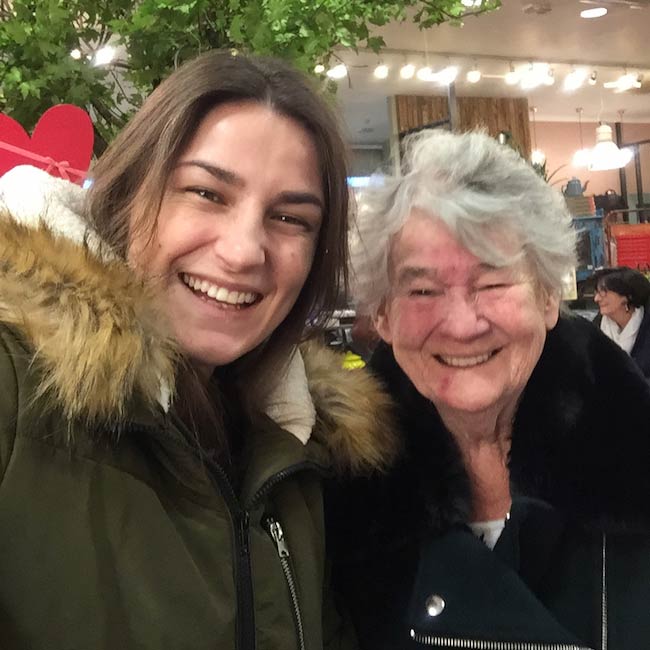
[425,594,445,617]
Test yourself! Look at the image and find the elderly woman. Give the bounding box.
[593,267,650,379]
[328,130,650,650]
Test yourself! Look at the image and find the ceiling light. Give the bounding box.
[589,124,633,171]
[467,67,482,83]
[326,63,348,79]
[416,66,434,82]
[531,149,546,165]
[70,49,82,60]
[94,46,116,66]
[313,64,325,74]
[374,64,389,79]
[520,63,544,89]
[564,68,587,92]
[435,66,459,85]
[580,7,608,19]
[604,72,642,92]
[400,63,415,80]
[572,149,592,167]
[504,65,519,85]
[544,68,555,86]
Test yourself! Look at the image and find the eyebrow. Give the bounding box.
[275,191,323,211]
[395,263,502,286]
[395,266,438,286]
[176,160,244,187]
[175,161,323,211]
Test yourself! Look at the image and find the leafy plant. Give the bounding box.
[532,160,568,187]
[0,0,500,153]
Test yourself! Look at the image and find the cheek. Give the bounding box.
[390,301,445,349]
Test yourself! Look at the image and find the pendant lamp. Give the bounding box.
[589,123,633,171]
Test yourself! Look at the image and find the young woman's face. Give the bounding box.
[128,101,324,376]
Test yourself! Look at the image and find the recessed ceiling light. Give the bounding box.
[580,7,607,18]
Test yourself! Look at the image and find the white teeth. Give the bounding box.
[181,274,258,306]
[439,352,492,368]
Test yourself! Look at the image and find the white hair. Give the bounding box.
[350,129,577,316]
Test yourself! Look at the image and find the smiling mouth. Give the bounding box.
[180,273,262,308]
[435,349,500,368]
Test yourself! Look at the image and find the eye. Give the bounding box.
[272,213,315,232]
[187,187,224,204]
[477,283,509,292]
[409,288,443,297]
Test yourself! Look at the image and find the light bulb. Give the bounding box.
[435,66,458,85]
[416,66,434,82]
[94,46,116,66]
[505,69,519,85]
[531,149,546,166]
[326,64,348,80]
[580,7,607,19]
[400,64,415,80]
[374,64,389,79]
[467,68,481,83]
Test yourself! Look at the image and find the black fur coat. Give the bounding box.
[327,316,650,650]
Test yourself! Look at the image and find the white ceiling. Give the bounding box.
[334,0,650,145]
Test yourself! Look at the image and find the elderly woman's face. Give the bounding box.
[375,212,559,415]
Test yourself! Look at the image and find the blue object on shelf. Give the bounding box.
[572,210,605,282]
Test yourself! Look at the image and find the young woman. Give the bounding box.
[0,52,394,650]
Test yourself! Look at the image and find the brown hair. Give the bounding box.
[87,51,350,454]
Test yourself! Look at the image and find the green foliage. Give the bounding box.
[0,0,500,153]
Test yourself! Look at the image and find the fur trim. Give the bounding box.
[300,340,400,476]
[0,212,177,425]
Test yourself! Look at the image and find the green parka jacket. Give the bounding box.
[0,196,396,650]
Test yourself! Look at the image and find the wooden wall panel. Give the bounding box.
[394,95,531,159]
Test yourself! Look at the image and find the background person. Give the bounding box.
[328,129,650,650]
[0,51,394,650]
[593,266,650,379]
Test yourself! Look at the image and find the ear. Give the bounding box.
[544,291,561,331]
[373,300,393,345]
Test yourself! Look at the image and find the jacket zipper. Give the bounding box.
[600,533,607,650]
[409,630,594,650]
[122,423,256,650]
[267,516,306,650]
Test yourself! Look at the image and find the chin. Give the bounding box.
[181,335,259,369]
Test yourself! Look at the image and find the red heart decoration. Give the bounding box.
[0,104,94,184]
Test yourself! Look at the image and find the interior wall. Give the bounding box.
[535,121,650,199]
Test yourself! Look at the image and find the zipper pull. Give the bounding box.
[267,517,290,558]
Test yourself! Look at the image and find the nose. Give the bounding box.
[212,203,266,271]
[438,288,490,340]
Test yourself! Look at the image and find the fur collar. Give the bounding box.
[0,169,396,474]
[371,316,650,533]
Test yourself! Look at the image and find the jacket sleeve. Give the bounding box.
[0,327,20,484]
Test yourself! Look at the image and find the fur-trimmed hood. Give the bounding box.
[0,166,397,475]
[369,315,650,533]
